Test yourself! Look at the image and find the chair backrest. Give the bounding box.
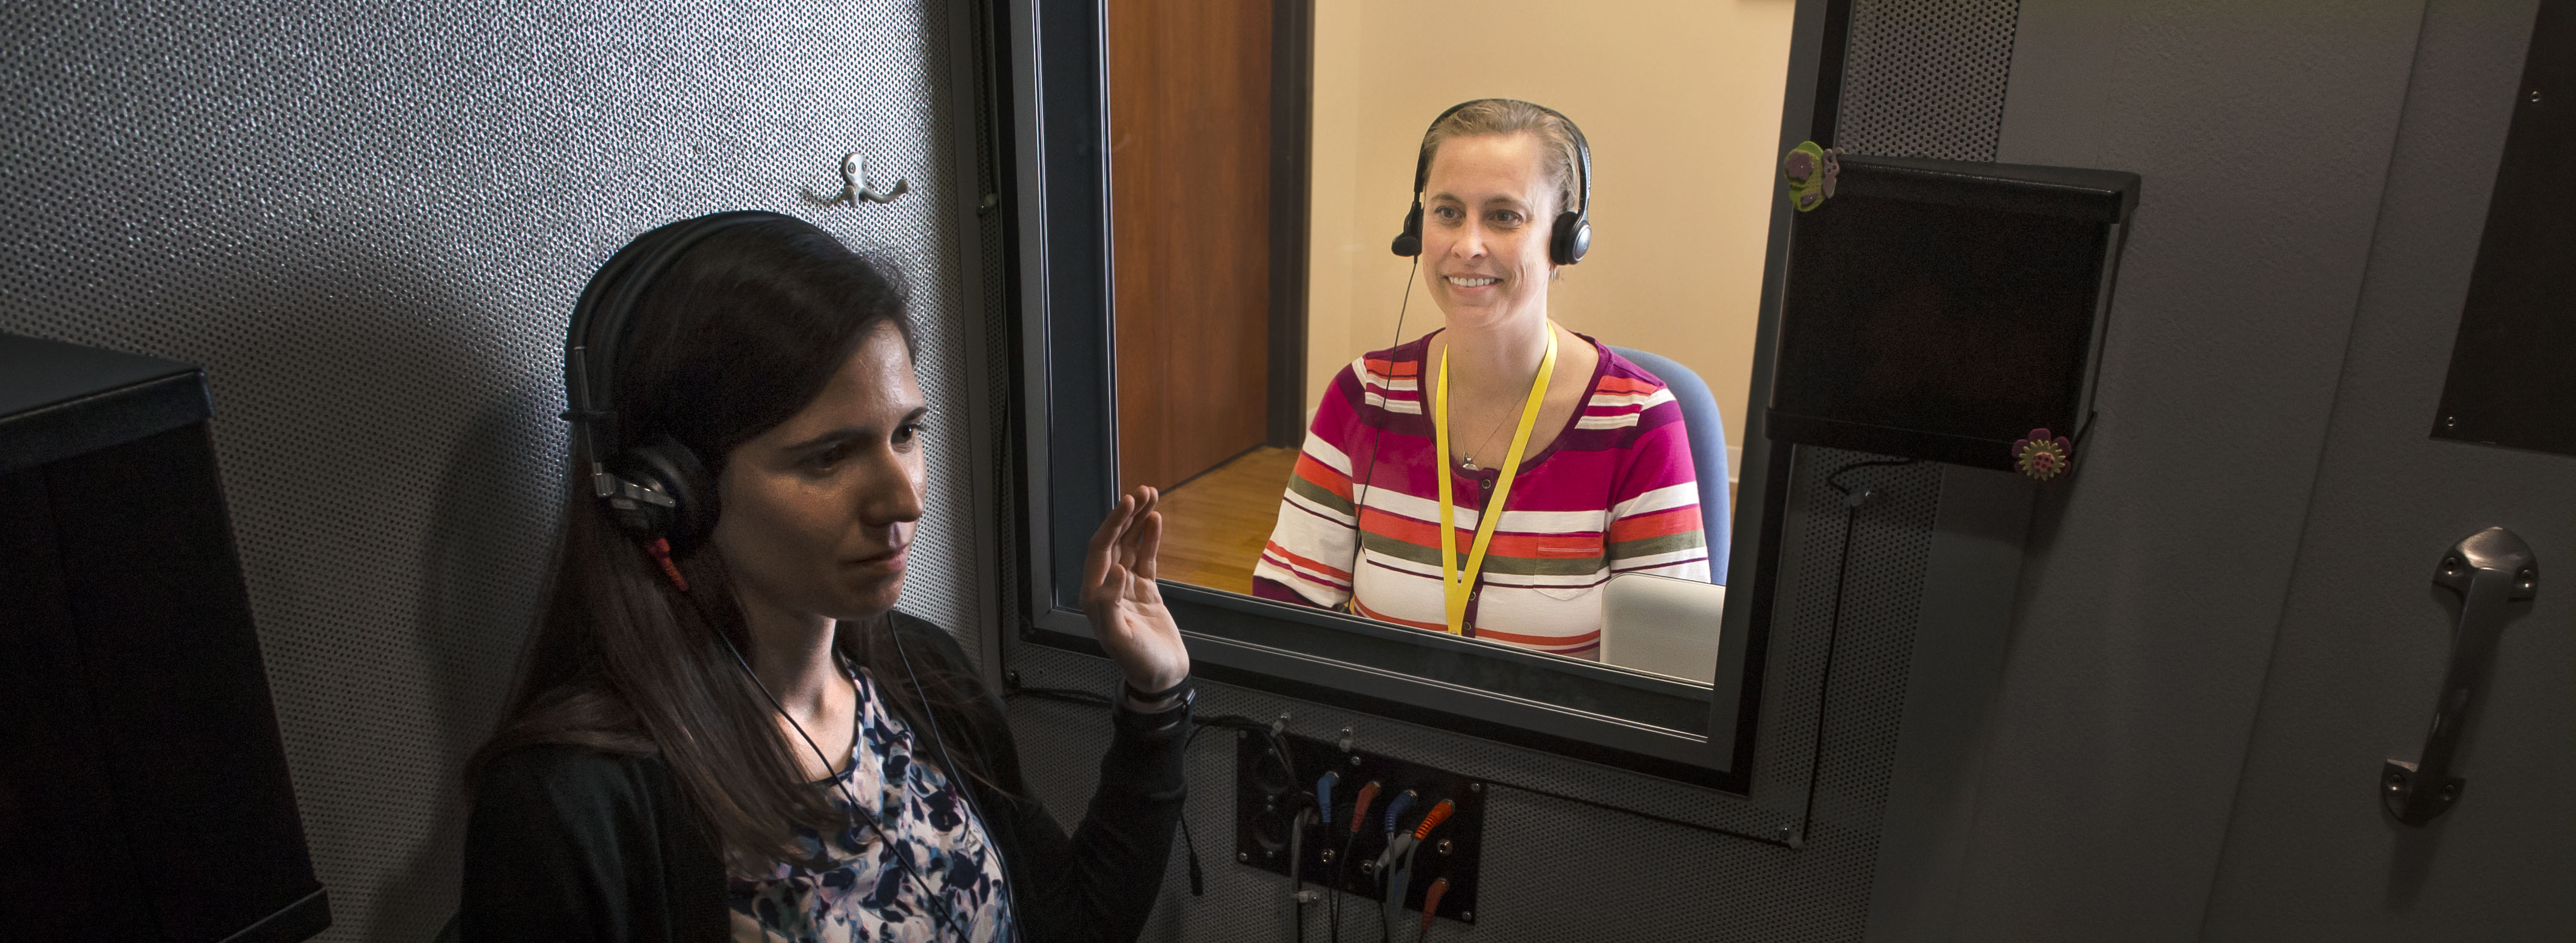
[1608,346,1730,582]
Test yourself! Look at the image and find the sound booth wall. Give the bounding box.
[0,2,987,938]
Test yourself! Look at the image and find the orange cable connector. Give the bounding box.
[1410,799,1455,840]
[1350,781,1383,835]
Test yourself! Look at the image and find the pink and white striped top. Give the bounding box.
[1251,331,1709,659]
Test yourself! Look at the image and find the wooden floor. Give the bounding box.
[1153,445,1299,595]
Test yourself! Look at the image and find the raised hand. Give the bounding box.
[1080,485,1190,700]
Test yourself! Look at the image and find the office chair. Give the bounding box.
[1607,346,1730,582]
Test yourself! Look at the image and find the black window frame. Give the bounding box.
[983,0,1853,791]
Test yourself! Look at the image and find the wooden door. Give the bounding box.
[1109,0,1273,491]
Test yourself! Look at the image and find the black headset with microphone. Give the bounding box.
[1388,98,1594,264]
[560,210,1010,941]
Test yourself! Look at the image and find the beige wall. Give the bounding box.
[1304,0,1794,482]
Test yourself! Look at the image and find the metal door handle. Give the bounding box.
[2382,526,2538,826]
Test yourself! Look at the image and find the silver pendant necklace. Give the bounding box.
[1457,380,1532,470]
[1447,333,1552,470]
[1459,416,1514,470]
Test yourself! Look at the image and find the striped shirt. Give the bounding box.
[1251,331,1709,658]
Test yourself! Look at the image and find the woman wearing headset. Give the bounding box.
[459,214,1188,942]
[1252,99,1708,659]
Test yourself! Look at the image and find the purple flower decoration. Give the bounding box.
[2013,428,2074,481]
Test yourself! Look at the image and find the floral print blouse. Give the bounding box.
[727,667,1014,942]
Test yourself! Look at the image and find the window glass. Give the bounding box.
[1102,0,1793,697]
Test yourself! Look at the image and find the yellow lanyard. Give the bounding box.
[1434,327,1558,634]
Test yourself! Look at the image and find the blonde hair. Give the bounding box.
[1419,99,1584,218]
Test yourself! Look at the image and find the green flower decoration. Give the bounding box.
[1781,141,1841,212]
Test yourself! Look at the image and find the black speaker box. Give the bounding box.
[0,333,330,941]
[1767,154,2140,473]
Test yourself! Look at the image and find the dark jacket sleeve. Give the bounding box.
[459,745,728,943]
[891,613,1189,943]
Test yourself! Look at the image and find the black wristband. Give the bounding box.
[1123,676,1191,704]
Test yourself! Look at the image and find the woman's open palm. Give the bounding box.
[1081,486,1189,694]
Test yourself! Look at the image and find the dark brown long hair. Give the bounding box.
[471,217,1003,869]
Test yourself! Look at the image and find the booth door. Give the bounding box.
[2199,4,2575,939]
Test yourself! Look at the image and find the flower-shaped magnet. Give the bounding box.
[2013,428,2075,481]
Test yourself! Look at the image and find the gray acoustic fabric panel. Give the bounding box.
[0,2,987,939]
[1962,1,2437,938]
[2202,2,2569,938]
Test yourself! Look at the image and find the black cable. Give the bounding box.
[1008,686,1302,902]
[889,624,1024,942]
[1825,457,1919,496]
[713,629,962,939]
[1343,255,1423,605]
[1177,790,1207,895]
[1008,684,1113,708]
[1472,779,1753,840]
[1172,714,1224,896]
[1331,829,1354,943]
[1791,456,1919,842]
[1375,875,1388,943]
[1171,715,1296,900]
[654,557,967,935]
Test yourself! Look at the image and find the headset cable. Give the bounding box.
[1343,256,1423,607]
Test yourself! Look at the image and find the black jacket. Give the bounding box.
[458,612,1187,942]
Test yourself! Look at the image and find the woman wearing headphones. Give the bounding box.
[1252,99,1709,659]
[458,214,1188,942]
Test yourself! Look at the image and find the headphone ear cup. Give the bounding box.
[1390,203,1424,257]
[608,434,717,551]
[1551,212,1590,266]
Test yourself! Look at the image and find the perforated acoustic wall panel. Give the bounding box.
[1836,0,2024,160]
[0,3,986,939]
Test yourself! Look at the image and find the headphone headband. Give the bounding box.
[562,210,798,549]
[1405,100,1591,216]
[564,211,787,460]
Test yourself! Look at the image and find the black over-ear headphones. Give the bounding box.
[562,210,791,552]
[1389,98,1593,265]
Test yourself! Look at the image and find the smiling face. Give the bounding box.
[1420,131,1563,331]
[710,321,927,623]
